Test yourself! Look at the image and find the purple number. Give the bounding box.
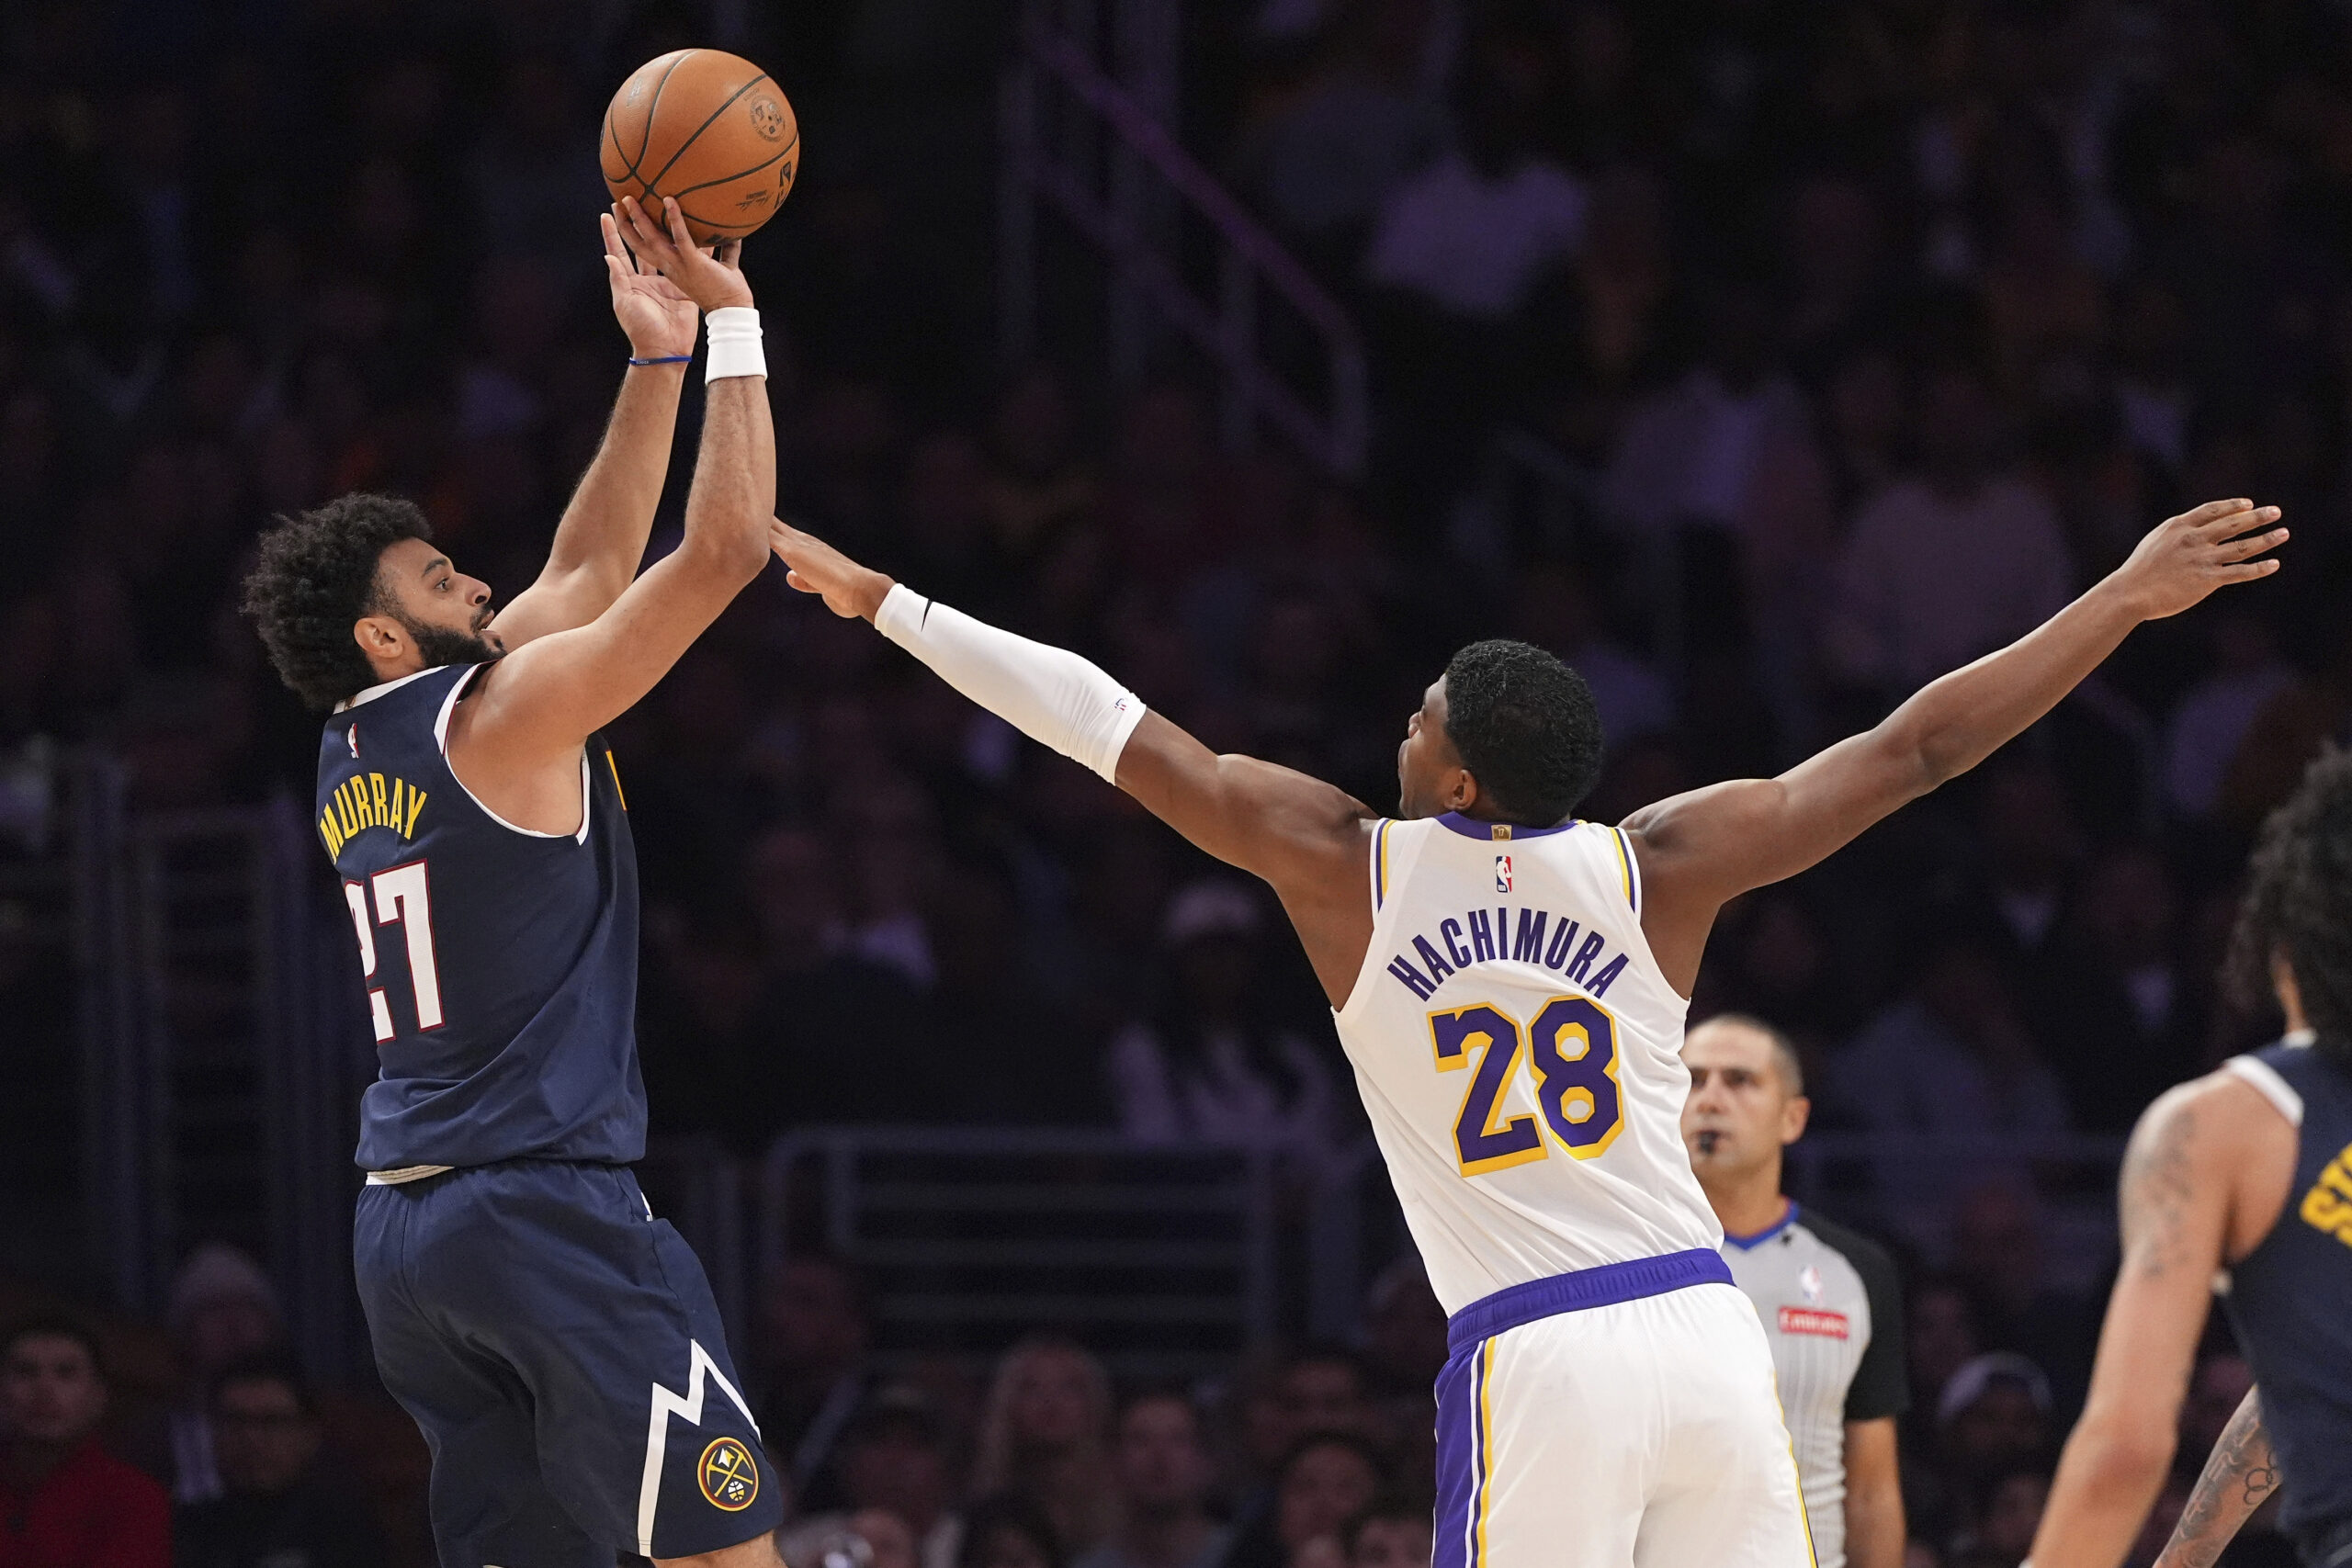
[1430,1006,1545,1175]
[1528,996,1623,1157]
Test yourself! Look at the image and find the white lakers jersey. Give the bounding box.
[1332,813,1722,1314]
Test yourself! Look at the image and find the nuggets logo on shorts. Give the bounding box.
[698,1437,760,1511]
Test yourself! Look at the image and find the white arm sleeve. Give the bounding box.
[875,584,1148,784]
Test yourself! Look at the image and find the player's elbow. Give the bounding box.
[2075,1410,2177,1490]
[680,524,772,589]
[1871,711,1960,795]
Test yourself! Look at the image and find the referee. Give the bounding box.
[1682,1013,1910,1568]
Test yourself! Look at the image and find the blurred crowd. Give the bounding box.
[0,1243,2297,1568]
[7,0,2352,1563]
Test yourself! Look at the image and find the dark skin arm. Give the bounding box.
[772,500,2283,1007]
[2154,1388,2280,1568]
[449,197,773,834]
[1626,499,2283,993]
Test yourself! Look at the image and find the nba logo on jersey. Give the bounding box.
[1495,854,1513,894]
[346,724,360,759]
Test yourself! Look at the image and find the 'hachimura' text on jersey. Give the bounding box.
[317,662,644,1173]
[1333,813,1722,1314]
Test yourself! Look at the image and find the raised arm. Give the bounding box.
[458,197,774,768]
[491,211,702,649]
[1625,499,2284,991]
[2153,1388,2279,1568]
[769,522,1379,1001]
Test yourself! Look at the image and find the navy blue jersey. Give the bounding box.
[316,663,644,1171]
[2221,1037,2352,1552]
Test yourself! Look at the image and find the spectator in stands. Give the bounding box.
[1970,761,2085,965]
[1223,1434,1388,1568]
[1356,1258,1447,1470]
[1936,1356,2054,1500]
[175,1354,388,1568]
[2163,614,2294,822]
[1238,1348,1381,1493]
[1955,1465,2051,1568]
[834,1388,966,1568]
[1829,929,2072,1203]
[970,1337,1116,1557]
[1235,0,1448,260]
[1822,367,2075,703]
[2025,844,2192,1131]
[162,1243,287,1505]
[959,1494,1067,1568]
[1341,1495,1430,1568]
[754,1256,879,1512]
[1947,1183,2093,1412]
[1073,1393,1228,1568]
[1506,563,1672,756]
[0,1316,169,1568]
[1363,18,1587,322]
[1105,882,1350,1168]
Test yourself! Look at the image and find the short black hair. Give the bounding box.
[2229,750,2352,1065]
[1441,639,1603,827]
[1690,1011,1805,1096]
[241,493,434,709]
[2,1314,105,1379]
[210,1350,315,1416]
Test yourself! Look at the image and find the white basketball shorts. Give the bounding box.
[1433,1249,1815,1568]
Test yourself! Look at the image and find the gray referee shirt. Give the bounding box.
[1720,1204,1908,1568]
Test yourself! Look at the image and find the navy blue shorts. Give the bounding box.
[355,1161,782,1564]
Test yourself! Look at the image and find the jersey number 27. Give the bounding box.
[342,862,443,1043]
[1430,997,1623,1175]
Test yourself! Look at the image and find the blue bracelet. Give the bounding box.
[628,354,693,367]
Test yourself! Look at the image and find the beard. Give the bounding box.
[401,612,502,670]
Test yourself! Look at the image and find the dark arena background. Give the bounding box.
[2,0,2347,1564]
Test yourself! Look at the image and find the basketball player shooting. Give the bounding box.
[240,197,788,1568]
[771,497,2286,1568]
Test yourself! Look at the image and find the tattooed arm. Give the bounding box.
[2154,1388,2279,1568]
[2028,1084,2238,1568]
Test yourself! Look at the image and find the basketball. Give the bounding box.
[601,50,797,246]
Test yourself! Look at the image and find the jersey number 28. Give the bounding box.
[1430,997,1623,1175]
[342,862,443,1043]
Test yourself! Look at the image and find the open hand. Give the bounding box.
[602,210,699,359]
[771,518,894,622]
[614,196,753,314]
[2111,499,2287,621]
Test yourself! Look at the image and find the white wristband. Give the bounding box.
[704,306,764,383]
[876,584,1147,784]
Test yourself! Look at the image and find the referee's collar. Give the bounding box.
[1723,1200,1800,1251]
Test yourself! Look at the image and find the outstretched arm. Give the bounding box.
[460,197,774,765]
[492,211,702,649]
[1625,499,2284,992]
[770,522,1379,1001]
[2154,1389,2278,1568]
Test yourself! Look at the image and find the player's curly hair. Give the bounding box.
[240,493,433,710]
[1442,638,1604,828]
[2228,749,2352,1065]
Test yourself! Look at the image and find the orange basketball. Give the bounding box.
[601,50,797,246]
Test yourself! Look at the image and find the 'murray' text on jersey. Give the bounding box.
[1385,904,1630,1001]
[320,771,429,859]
